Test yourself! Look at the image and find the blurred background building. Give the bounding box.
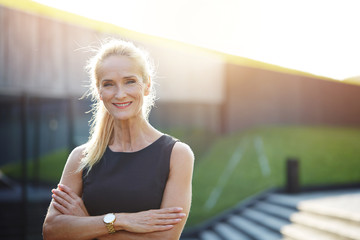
[2,1,360,166]
[1,1,360,239]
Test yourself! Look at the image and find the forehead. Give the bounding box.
[98,55,141,79]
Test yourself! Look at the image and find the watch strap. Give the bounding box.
[105,222,116,234]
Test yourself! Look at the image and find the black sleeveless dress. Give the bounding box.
[82,134,177,216]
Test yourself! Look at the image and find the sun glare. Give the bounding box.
[32,0,360,80]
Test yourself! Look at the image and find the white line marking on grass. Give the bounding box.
[254,136,271,176]
[204,140,247,211]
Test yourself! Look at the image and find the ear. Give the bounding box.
[98,90,103,101]
[144,77,151,96]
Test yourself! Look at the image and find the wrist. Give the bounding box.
[114,213,126,231]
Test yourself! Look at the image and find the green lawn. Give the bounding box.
[188,125,360,226]
[1,149,69,183]
[2,126,360,227]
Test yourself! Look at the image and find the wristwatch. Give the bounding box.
[103,213,116,234]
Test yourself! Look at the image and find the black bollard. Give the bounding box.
[20,93,28,240]
[286,158,299,193]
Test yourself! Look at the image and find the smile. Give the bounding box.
[113,102,132,108]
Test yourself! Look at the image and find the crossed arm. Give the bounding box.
[42,142,194,240]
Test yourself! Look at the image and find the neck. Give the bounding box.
[109,116,161,152]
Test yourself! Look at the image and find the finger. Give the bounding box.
[52,189,73,204]
[52,193,69,206]
[141,224,175,233]
[58,184,79,199]
[52,201,69,215]
[57,185,87,212]
[154,207,183,214]
[154,218,183,225]
[157,212,186,219]
[151,225,174,232]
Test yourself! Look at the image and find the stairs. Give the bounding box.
[182,188,360,240]
[182,189,296,240]
[281,193,360,240]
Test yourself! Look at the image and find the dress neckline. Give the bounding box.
[107,134,165,154]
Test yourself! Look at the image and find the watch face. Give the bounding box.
[104,213,115,223]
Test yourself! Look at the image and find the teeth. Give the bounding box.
[114,102,131,107]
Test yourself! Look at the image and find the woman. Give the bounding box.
[43,39,194,240]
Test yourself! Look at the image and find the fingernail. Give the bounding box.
[180,213,186,217]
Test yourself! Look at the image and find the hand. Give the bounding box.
[117,207,186,233]
[52,184,89,217]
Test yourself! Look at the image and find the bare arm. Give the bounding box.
[47,142,194,240]
[43,145,111,240]
[98,141,194,240]
[44,142,193,240]
[44,146,183,240]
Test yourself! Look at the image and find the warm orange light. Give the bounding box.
[31,0,360,80]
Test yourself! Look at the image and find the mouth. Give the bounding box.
[113,102,132,109]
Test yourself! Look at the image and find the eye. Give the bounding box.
[102,81,113,87]
[125,79,136,84]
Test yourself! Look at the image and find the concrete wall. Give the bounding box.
[0,6,95,96]
[0,5,225,103]
[0,4,225,133]
[224,64,360,133]
[1,2,360,141]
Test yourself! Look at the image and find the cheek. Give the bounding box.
[127,84,145,96]
[99,88,113,100]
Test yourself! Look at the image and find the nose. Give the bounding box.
[115,85,126,99]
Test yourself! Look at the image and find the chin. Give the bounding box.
[113,112,142,121]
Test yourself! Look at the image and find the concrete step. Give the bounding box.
[213,222,251,240]
[242,208,290,232]
[298,193,360,223]
[254,201,297,220]
[290,212,360,240]
[228,215,282,240]
[265,194,301,209]
[281,224,352,240]
[199,230,223,240]
[265,189,360,211]
[182,188,360,240]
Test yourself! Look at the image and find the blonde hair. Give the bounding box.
[79,39,156,172]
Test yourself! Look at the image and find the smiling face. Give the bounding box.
[98,55,149,121]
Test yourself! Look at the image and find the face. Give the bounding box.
[97,55,149,121]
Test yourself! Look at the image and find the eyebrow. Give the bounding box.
[123,75,139,79]
[101,75,138,81]
[101,79,113,83]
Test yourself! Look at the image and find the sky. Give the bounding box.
[32,0,360,80]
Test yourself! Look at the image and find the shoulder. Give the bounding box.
[63,144,86,171]
[68,144,86,163]
[170,142,194,169]
[173,142,194,157]
[59,145,86,194]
